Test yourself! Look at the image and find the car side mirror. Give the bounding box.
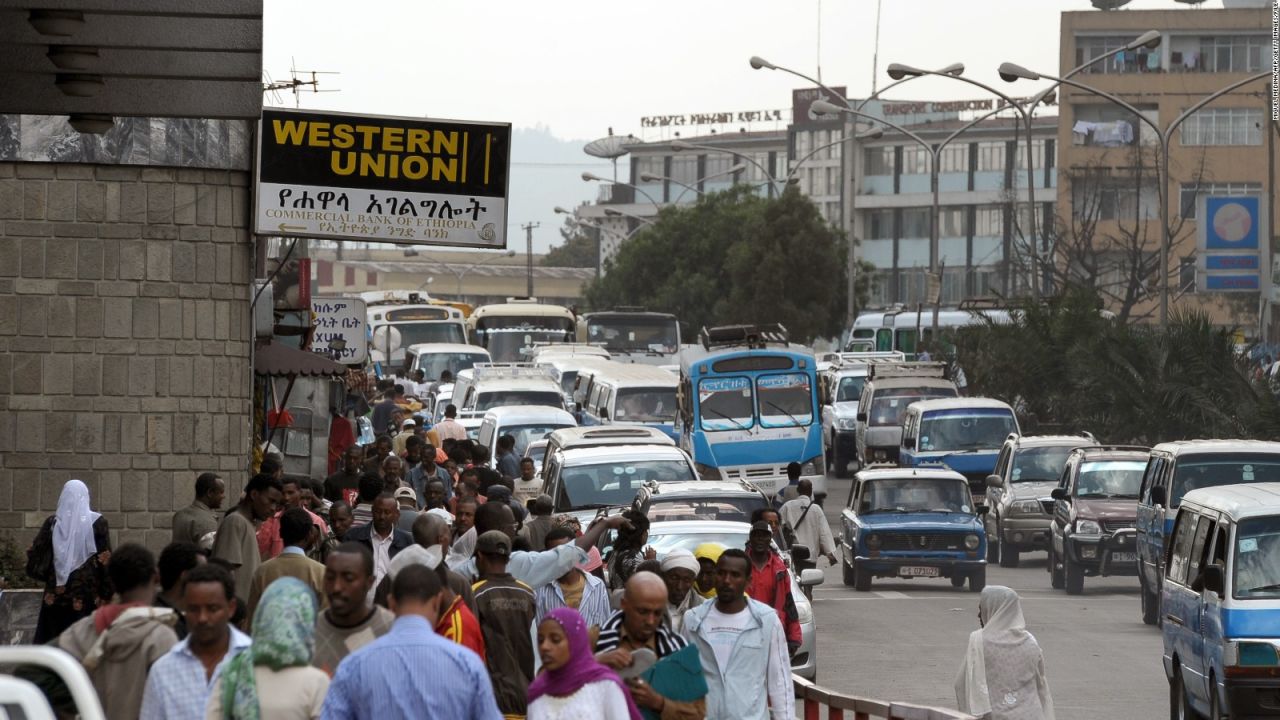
[1193,563,1225,596]
[856,412,867,423]
[985,474,1003,489]
[1150,486,1167,507]
[799,568,825,587]
[1051,487,1067,501]
[790,544,812,564]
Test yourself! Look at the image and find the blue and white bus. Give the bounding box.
[676,325,826,500]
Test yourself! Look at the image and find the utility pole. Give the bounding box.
[521,222,540,297]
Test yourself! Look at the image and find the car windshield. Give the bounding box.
[918,410,1017,452]
[836,376,864,402]
[648,530,749,556]
[415,351,488,379]
[475,390,564,412]
[384,322,466,347]
[646,496,768,524]
[698,376,754,431]
[586,319,679,355]
[1011,446,1077,483]
[757,373,813,428]
[615,388,677,422]
[557,460,696,510]
[1075,460,1146,498]
[1234,516,1280,599]
[500,424,571,456]
[861,478,972,514]
[484,328,576,362]
[868,388,954,427]
[1172,454,1280,506]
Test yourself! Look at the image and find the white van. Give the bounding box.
[579,362,679,440]
[475,405,578,466]
[454,363,566,435]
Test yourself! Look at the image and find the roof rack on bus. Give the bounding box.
[699,324,789,350]
[468,362,559,382]
[865,361,949,381]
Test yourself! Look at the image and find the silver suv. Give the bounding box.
[983,433,1097,568]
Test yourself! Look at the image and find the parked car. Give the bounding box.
[1163,483,1280,720]
[1048,446,1149,594]
[839,467,988,592]
[645,519,824,680]
[818,351,905,477]
[632,480,771,524]
[854,362,957,465]
[1137,440,1280,625]
[898,397,1019,503]
[984,433,1099,568]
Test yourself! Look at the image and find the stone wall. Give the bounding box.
[0,161,253,551]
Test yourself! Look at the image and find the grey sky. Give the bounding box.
[262,0,1228,252]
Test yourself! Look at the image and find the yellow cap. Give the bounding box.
[693,542,726,563]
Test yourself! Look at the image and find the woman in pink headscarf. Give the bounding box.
[27,479,112,643]
[528,607,642,720]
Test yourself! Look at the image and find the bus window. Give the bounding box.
[757,373,813,428]
[875,329,893,352]
[698,377,754,431]
[895,329,917,355]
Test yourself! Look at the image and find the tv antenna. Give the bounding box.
[263,58,340,107]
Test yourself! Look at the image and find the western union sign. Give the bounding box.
[255,108,511,248]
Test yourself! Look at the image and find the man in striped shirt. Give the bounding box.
[533,527,611,633]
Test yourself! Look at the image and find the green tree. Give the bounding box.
[542,212,598,268]
[584,185,850,344]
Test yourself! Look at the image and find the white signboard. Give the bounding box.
[311,296,367,364]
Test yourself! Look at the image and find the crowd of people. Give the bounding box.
[20,374,1055,720]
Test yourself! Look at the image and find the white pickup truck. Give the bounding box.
[0,645,105,720]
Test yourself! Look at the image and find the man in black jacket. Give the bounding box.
[345,493,413,603]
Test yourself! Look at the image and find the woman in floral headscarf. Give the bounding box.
[28,479,112,643]
[207,577,330,719]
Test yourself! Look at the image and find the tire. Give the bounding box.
[1170,664,1199,720]
[1209,674,1223,720]
[1049,547,1065,590]
[999,527,1020,569]
[969,567,986,593]
[1065,554,1085,595]
[842,553,857,587]
[1141,574,1160,626]
[833,445,850,479]
[951,574,967,588]
[853,563,872,592]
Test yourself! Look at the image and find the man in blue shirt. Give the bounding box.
[321,564,502,720]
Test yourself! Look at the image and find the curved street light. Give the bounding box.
[669,139,782,196]
[582,171,661,210]
[640,162,748,204]
[423,249,516,298]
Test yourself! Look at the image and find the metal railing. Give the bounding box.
[793,676,978,720]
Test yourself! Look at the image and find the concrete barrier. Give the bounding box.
[793,676,977,720]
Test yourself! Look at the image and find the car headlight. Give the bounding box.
[836,418,857,430]
[1075,519,1102,535]
[866,533,881,550]
[800,455,825,477]
[692,462,722,481]
[795,596,814,625]
[964,534,981,550]
[1011,500,1042,515]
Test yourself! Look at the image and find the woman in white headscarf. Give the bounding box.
[28,479,112,643]
[955,585,1054,720]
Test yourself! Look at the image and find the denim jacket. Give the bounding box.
[682,598,786,720]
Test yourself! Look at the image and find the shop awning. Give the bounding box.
[254,340,347,377]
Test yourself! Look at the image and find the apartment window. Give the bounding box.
[746,152,772,183]
[865,146,895,175]
[867,270,893,308]
[901,208,931,238]
[867,210,895,239]
[795,132,811,160]
[1181,108,1263,146]
[941,268,967,305]
[1072,181,1158,221]
[825,166,839,196]
[1014,139,1049,168]
[670,154,697,188]
[704,153,733,180]
[1075,35,1156,74]
[1199,35,1268,73]
[976,141,1006,172]
[974,206,1003,236]
[938,145,967,173]
[1179,256,1197,294]
[1073,104,1158,147]
[939,207,967,237]
[1179,182,1263,218]
[634,155,664,182]
[902,145,930,175]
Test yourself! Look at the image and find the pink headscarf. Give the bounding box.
[527,607,642,719]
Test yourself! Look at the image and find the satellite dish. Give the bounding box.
[584,128,639,159]
[1090,0,1131,8]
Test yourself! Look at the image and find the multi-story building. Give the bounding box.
[1056,3,1275,332]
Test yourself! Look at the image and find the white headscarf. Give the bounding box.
[53,480,101,586]
[447,526,476,569]
[955,586,1055,720]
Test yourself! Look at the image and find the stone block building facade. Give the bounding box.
[0,160,253,550]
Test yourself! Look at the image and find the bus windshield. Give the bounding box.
[698,376,754,431]
[586,317,679,354]
[615,388,677,422]
[377,322,466,348]
[475,390,565,412]
[1171,454,1280,506]
[918,410,1016,452]
[483,328,575,362]
[414,351,488,380]
[1075,460,1146,498]
[757,373,813,428]
[868,388,955,427]
[1234,516,1280,599]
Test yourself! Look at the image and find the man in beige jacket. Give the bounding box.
[245,506,327,623]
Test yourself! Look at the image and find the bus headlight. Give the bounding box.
[964,534,981,550]
[801,455,825,477]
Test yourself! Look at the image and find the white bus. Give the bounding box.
[361,290,468,368]
[468,299,577,362]
[846,306,1013,357]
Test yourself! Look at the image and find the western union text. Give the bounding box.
[271,119,467,182]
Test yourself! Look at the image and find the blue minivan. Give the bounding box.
[1136,440,1280,626]
[1163,483,1280,719]
[899,398,1019,503]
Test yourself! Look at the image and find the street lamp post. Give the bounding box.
[428,249,517,299]
[555,206,648,276]
[639,163,746,204]
[998,62,1270,326]
[582,172,661,210]
[670,139,781,197]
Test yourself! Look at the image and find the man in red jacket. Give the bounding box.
[745,520,801,656]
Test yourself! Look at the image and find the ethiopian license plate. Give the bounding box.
[900,566,940,577]
[1111,552,1137,563]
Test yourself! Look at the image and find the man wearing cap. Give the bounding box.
[661,549,703,634]
[693,543,724,599]
[393,486,421,534]
[172,472,224,547]
[517,494,556,552]
[392,418,417,456]
[746,520,802,657]
[472,530,537,717]
[534,526,611,632]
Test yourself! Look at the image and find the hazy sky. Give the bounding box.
[261,0,1230,251]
